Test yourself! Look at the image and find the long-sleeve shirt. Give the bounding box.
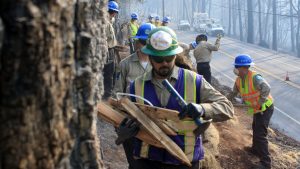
[106,18,117,48]
[132,66,234,122]
[193,38,220,63]
[114,52,152,93]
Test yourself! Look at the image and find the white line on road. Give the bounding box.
[211,65,300,126]
[274,107,300,126]
[219,50,300,90]
[223,42,300,71]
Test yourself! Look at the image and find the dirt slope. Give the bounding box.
[212,77,300,169]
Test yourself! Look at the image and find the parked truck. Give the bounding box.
[192,13,225,37]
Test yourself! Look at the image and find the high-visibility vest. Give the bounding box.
[235,70,273,115]
[129,68,204,164]
[130,21,139,37]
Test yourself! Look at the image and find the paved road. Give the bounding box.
[176,29,300,142]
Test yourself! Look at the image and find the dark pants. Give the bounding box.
[103,48,116,100]
[133,159,201,169]
[123,138,136,169]
[128,38,135,54]
[197,62,211,84]
[252,104,274,169]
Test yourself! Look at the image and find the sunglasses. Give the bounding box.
[150,55,175,63]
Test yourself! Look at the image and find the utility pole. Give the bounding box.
[162,0,165,17]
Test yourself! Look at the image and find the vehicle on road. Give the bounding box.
[178,20,190,31]
[205,24,225,37]
[192,13,209,33]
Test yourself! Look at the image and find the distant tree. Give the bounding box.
[297,0,300,57]
[228,0,232,36]
[247,0,254,43]
[272,0,278,50]
[258,0,263,44]
[232,0,238,36]
[201,0,206,13]
[290,0,295,52]
[238,0,244,41]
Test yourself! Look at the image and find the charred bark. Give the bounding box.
[0,1,74,168]
[0,0,108,168]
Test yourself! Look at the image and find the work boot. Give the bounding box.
[244,146,259,156]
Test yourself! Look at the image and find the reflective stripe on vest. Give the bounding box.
[235,70,273,115]
[130,68,204,164]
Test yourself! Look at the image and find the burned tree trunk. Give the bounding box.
[258,0,263,44]
[232,0,237,37]
[0,1,74,168]
[201,0,206,13]
[228,0,232,36]
[296,0,300,57]
[290,0,295,52]
[238,0,244,41]
[0,0,108,168]
[70,0,107,168]
[272,0,278,50]
[247,0,254,43]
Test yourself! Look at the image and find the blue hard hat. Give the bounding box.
[108,1,119,12]
[162,16,171,23]
[135,23,156,40]
[191,41,198,49]
[234,54,254,66]
[155,16,160,20]
[131,13,138,20]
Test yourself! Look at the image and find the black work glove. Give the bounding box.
[115,118,140,145]
[179,103,204,120]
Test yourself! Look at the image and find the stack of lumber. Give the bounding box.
[97,97,192,166]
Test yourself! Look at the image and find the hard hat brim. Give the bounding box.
[233,63,255,66]
[134,35,148,40]
[141,46,183,57]
[109,8,119,12]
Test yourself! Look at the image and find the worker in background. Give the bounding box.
[148,14,154,24]
[113,23,156,169]
[154,16,161,27]
[193,34,221,84]
[114,23,156,94]
[128,12,139,54]
[103,1,119,100]
[161,16,171,26]
[227,54,274,169]
[115,27,234,169]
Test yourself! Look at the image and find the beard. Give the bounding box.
[154,66,173,78]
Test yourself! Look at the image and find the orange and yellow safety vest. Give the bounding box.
[235,70,273,115]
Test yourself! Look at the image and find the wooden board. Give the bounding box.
[108,98,177,135]
[120,97,191,166]
[97,102,163,148]
[108,98,181,121]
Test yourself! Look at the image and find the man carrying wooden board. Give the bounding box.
[115,27,234,169]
